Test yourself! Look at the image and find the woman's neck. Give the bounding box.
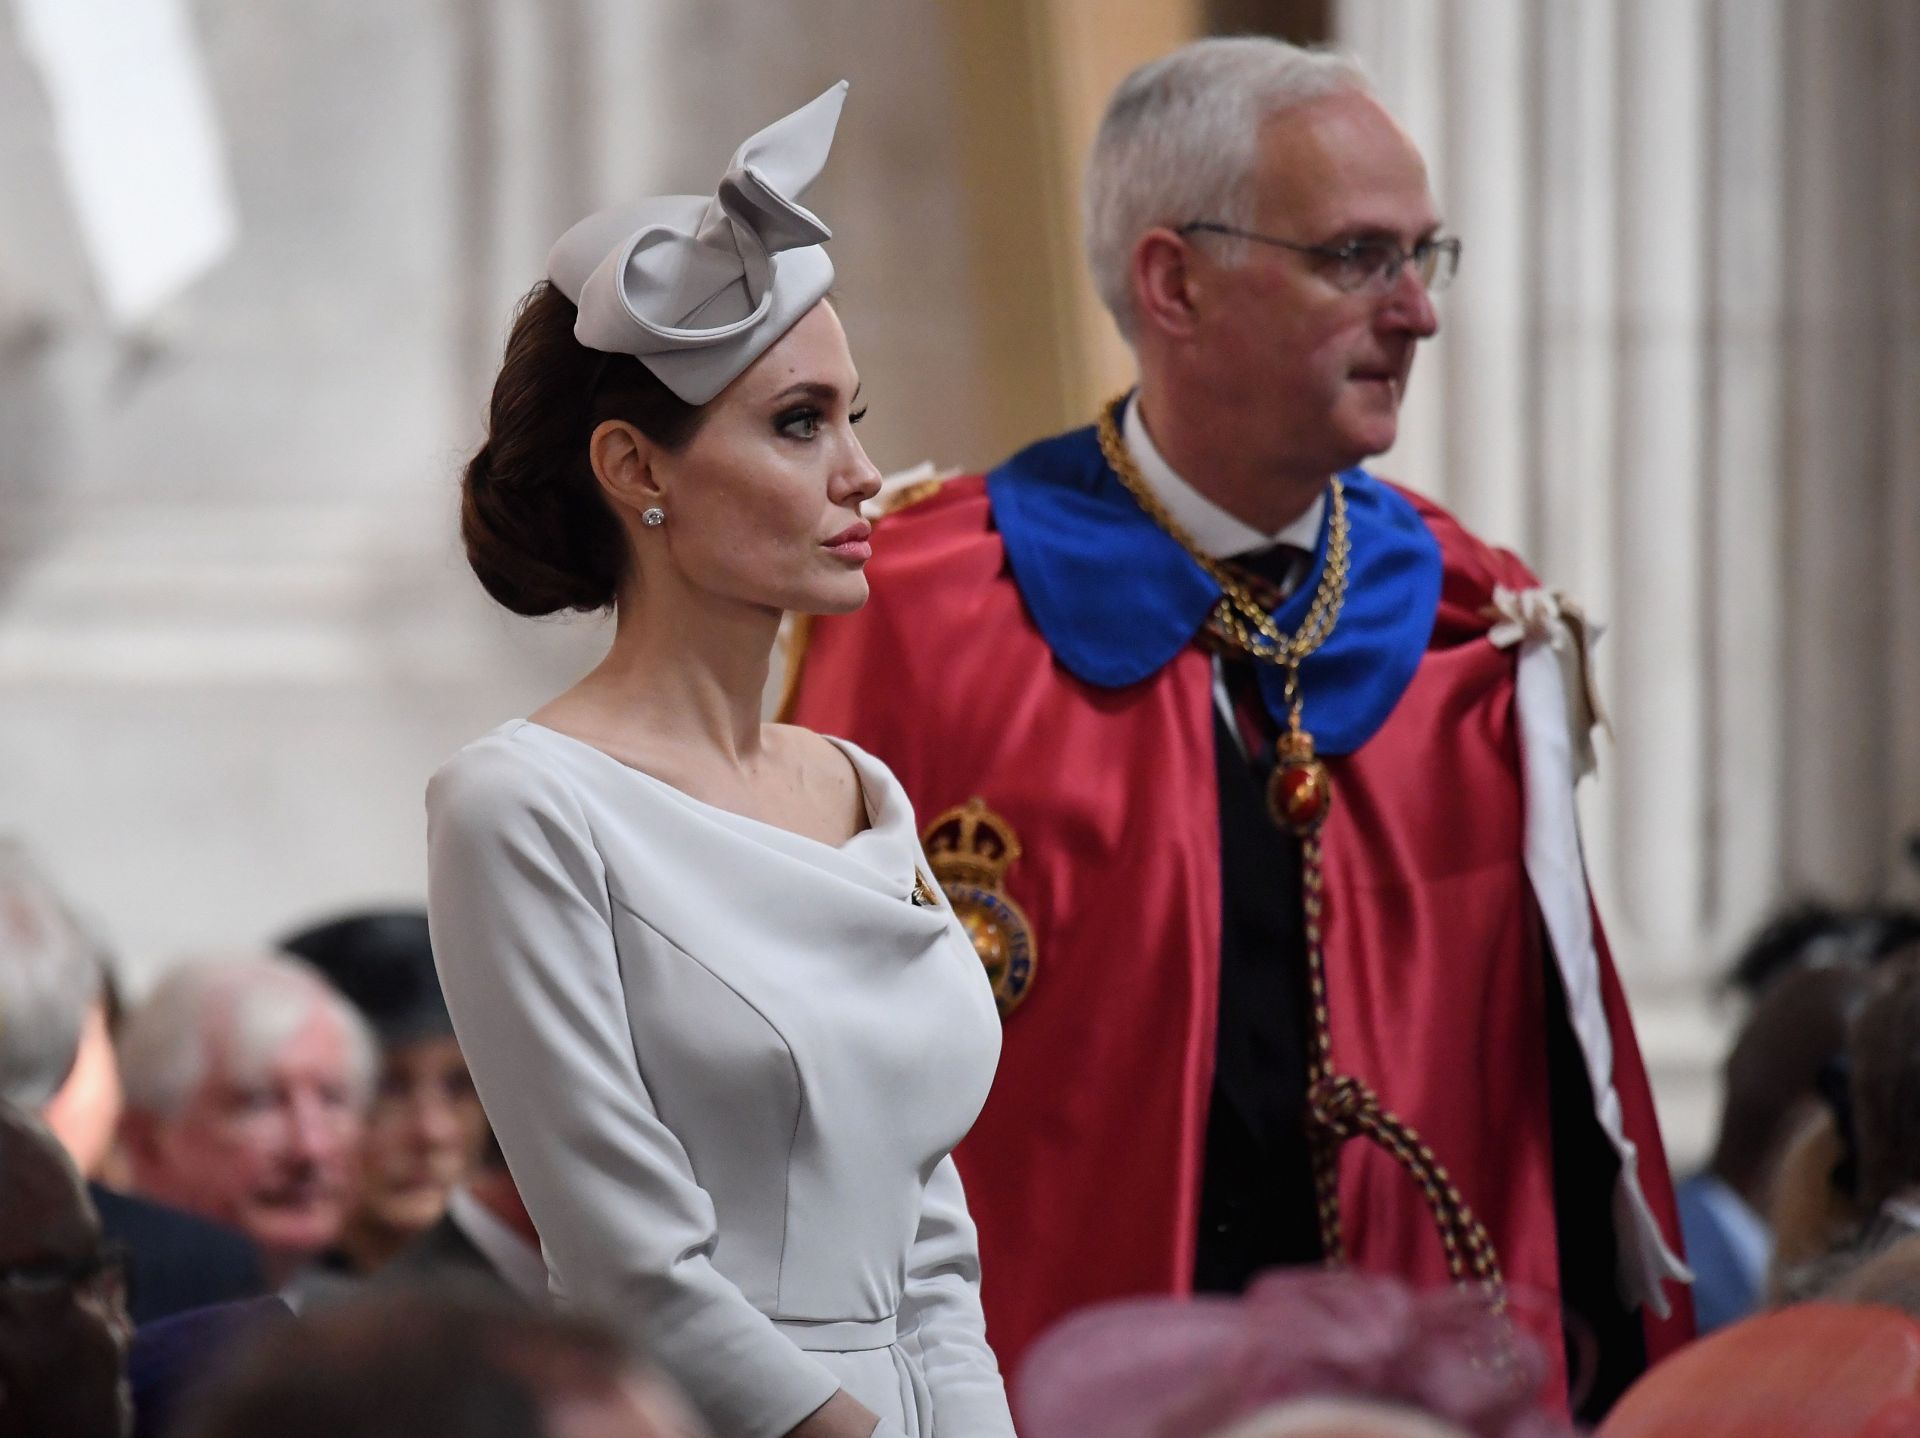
[555,574,782,770]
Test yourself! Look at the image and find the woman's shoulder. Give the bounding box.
[427,721,578,824]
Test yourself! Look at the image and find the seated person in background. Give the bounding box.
[171,1288,704,1438]
[279,910,489,1280]
[1724,901,1920,997]
[1770,952,1920,1302]
[0,1100,132,1438]
[1844,956,1920,1246]
[377,1129,543,1306]
[116,953,375,1292]
[0,846,266,1322]
[1675,957,1874,1332]
[1013,1268,1568,1438]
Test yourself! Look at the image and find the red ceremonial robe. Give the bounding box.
[786,443,1692,1405]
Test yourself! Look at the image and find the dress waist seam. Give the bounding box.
[770,1312,899,1352]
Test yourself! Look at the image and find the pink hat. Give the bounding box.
[1014,1270,1569,1438]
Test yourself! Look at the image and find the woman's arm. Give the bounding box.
[899,1156,1017,1437]
[426,741,866,1438]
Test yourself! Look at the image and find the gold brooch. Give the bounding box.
[923,798,1037,1017]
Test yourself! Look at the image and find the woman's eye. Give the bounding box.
[776,408,822,440]
[849,406,868,426]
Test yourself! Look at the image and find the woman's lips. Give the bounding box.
[823,521,873,562]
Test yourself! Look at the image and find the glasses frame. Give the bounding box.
[1175,221,1462,294]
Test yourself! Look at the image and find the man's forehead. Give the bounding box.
[1251,90,1436,234]
[199,1000,348,1090]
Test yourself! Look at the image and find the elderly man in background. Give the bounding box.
[787,35,1689,1418]
[0,845,266,1322]
[118,952,375,1291]
[0,1100,133,1438]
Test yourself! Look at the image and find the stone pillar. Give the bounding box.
[1334,0,1920,1160]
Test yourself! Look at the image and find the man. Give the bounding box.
[280,910,490,1279]
[0,847,266,1322]
[117,952,375,1289]
[787,37,1690,1415]
[1676,958,1872,1332]
[0,1101,132,1438]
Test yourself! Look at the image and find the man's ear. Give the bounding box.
[588,419,667,520]
[1132,228,1204,341]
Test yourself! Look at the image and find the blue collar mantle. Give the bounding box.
[986,423,1442,756]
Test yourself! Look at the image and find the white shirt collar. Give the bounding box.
[446,1183,549,1305]
[1121,393,1326,561]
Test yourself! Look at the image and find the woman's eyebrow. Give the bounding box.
[769,380,862,405]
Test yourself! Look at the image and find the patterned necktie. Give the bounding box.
[1207,545,1311,778]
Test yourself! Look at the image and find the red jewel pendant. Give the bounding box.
[1268,728,1332,835]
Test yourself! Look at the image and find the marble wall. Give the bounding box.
[1336,0,1920,1156]
[0,0,993,978]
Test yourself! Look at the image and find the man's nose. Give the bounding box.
[407,1086,464,1147]
[283,1091,350,1158]
[1382,261,1441,337]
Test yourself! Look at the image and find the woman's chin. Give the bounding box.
[793,574,871,616]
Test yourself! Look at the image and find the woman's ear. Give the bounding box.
[588,419,667,520]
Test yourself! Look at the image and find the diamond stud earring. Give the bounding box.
[641,507,666,528]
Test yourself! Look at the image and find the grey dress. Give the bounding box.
[425,722,1014,1438]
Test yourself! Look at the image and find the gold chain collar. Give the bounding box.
[1094,395,1513,1344]
[1094,396,1350,679]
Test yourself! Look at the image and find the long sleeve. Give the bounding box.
[899,1156,1016,1437]
[425,743,840,1438]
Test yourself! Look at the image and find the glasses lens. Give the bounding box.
[1423,238,1460,293]
[1334,241,1394,293]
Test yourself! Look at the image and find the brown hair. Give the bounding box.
[461,282,708,616]
[1849,954,1920,1212]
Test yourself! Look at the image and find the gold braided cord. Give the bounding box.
[1095,399,1349,678]
[1095,393,1510,1328]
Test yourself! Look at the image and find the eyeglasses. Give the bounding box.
[0,1241,131,1311]
[1176,222,1462,294]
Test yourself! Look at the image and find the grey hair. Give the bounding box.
[119,951,378,1118]
[1083,36,1371,340]
[0,844,103,1111]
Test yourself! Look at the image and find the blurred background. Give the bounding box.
[0,0,1915,1165]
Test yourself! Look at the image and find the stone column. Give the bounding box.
[1334,0,1920,1159]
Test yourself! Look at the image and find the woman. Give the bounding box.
[424,83,1013,1438]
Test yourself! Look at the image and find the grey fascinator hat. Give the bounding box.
[547,81,849,406]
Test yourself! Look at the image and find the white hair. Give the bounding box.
[0,843,103,1111]
[1083,36,1371,340]
[1208,1397,1473,1438]
[118,951,377,1117]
